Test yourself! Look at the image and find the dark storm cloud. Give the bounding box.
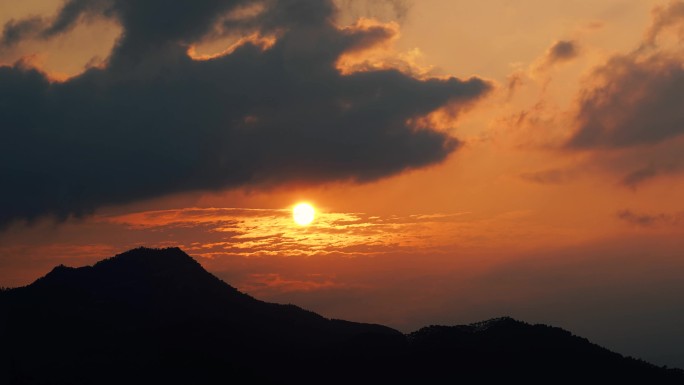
[0,0,491,228]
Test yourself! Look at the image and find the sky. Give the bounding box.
[2,0,684,369]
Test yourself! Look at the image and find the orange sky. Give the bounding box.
[2,0,684,369]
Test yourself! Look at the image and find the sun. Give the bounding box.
[293,203,315,226]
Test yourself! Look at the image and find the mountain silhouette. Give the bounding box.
[1,247,682,384]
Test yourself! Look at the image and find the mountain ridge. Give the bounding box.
[1,247,682,384]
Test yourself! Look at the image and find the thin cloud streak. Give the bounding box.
[617,209,684,227]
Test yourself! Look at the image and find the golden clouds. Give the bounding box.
[104,207,467,258]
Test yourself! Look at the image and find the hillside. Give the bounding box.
[1,247,681,384]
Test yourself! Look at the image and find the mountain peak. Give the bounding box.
[467,316,522,331]
[94,246,199,269]
[35,247,201,285]
[29,246,244,306]
[37,264,81,285]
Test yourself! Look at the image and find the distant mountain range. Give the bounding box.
[1,247,682,384]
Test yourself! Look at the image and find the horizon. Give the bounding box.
[0,245,645,334]
[2,0,684,371]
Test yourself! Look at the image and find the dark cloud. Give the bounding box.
[617,209,684,227]
[561,2,684,186]
[0,0,111,49]
[567,53,684,148]
[532,40,579,73]
[1,17,46,48]
[621,165,659,189]
[0,0,490,228]
[567,2,684,150]
[545,40,578,65]
[618,158,684,189]
[617,210,663,227]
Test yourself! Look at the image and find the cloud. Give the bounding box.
[0,0,490,228]
[554,2,684,187]
[644,0,684,46]
[0,0,112,50]
[568,2,684,149]
[567,52,684,148]
[620,149,684,188]
[529,40,580,76]
[0,17,46,48]
[336,0,413,22]
[565,136,684,189]
[617,209,684,227]
[520,168,578,185]
[100,207,477,258]
[620,165,659,189]
[542,40,579,67]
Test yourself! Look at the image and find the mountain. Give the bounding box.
[1,247,682,384]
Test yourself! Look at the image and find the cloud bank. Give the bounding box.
[0,0,490,227]
[568,52,684,149]
[567,1,684,151]
[557,1,684,187]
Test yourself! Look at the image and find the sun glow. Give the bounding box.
[293,203,315,226]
